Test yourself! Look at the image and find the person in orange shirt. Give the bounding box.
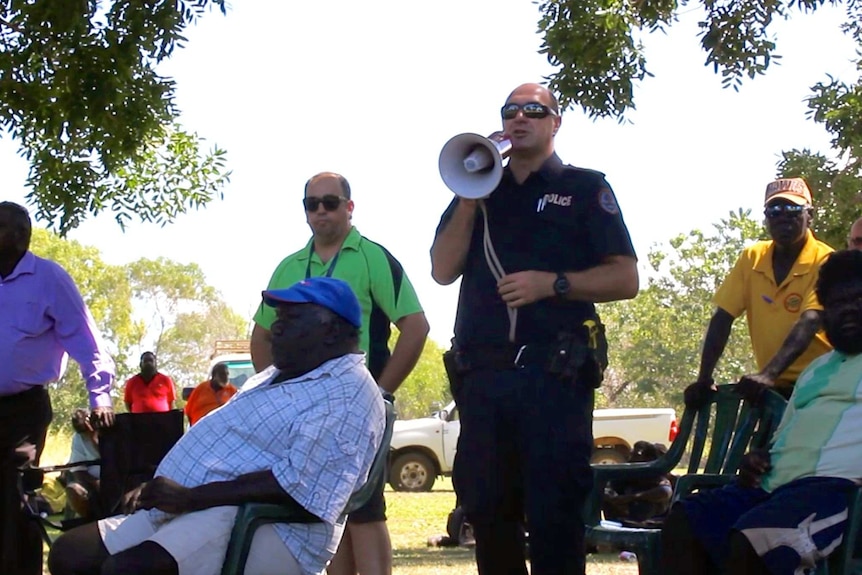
[184,362,237,426]
[123,351,176,413]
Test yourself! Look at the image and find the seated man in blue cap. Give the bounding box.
[48,277,386,575]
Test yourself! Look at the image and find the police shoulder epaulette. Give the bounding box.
[562,164,606,179]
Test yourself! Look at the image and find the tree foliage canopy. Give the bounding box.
[0,0,230,234]
[598,210,765,410]
[28,230,245,432]
[537,0,862,231]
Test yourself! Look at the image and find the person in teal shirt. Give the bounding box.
[662,249,862,575]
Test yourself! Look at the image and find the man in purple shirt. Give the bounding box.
[0,201,116,575]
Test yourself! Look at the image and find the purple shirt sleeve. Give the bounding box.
[0,253,114,407]
[49,264,115,408]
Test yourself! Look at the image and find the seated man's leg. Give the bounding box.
[49,512,176,575]
[661,505,715,575]
[733,477,855,574]
[48,522,111,575]
[242,524,302,575]
[728,531,769,575]
[661,483,769,575]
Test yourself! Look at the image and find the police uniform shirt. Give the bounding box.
[436,154,636,347]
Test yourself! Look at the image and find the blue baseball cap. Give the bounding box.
[262,277,362,328]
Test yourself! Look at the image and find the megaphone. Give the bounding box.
[438,131,512,199]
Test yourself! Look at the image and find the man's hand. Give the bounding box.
[136,476,196,515]
[457,198,479,211]
[90,406,115,429]
[497,271,554,308]
[683,379,716,409]
[738,449,772,489]
[121,483,145,515]
[736,373,774,406]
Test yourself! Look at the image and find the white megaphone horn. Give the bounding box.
[438,131,512,200]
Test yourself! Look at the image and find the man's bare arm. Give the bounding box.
[430,200,478,285]
[561,255,639,303]
[376,312,429,394]
[696,309,736,383]
[134,471,312,517]
[250,323,272,373]
[758,310,823,381]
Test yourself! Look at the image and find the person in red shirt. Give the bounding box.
[123,351,176,413]
[184,362,237,426]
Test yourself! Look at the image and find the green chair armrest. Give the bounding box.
[671,473,736,506]
[220,399,395,575]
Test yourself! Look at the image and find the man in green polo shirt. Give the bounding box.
[251,171,429,575]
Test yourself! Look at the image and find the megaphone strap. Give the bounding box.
[479,201,517,343]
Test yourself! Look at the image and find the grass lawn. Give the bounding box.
[38,432,636,574]
[387,478,637,575]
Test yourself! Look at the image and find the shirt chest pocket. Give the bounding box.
[3,299,50,337]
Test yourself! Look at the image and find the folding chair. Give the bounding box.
[97,409,185,517]
[220,398,396,575]
[583,385,788,575]
[23,409,185,547]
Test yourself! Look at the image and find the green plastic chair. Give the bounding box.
[583,384,788,575]
[220,399,395,575]
[814,488,862,575]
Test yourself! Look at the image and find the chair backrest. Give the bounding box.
[98,410,185,516]
[663,384,787,476]
[343,399,395,514]
[219,398,396,575]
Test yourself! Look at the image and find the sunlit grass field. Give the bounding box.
[39,432,636,575]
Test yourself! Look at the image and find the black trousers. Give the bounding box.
[0,386,53,575]
[452,364,594,575]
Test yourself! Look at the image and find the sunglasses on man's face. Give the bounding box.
[303,195,347,212]
[849,236,862,248]
[500,102,557,120]
[764,204,808,219]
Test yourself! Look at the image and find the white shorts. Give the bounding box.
[98,506,301,575]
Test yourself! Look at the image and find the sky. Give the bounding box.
[1,0,859,348]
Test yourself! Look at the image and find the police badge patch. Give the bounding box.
[598,188,619,214]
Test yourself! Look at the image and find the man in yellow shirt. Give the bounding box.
[686,178,833,406]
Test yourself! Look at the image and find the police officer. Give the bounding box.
[431,83,639,575]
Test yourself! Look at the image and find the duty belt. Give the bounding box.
[456,343,555,371]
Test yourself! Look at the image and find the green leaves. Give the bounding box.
[388,334,451,420]
[538,0,675,120]
[598,210,764,409]
[536,0,847,119]
[30,231,246,432]
[0,0,229,234]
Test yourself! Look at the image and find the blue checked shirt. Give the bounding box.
[153,353,385,575]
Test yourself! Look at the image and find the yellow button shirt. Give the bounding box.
[713,230,834,388]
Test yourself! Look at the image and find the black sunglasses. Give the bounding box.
[303,195,347,212]
[501,102,558,120]
[764,204,808,219]
[849,236,862,248]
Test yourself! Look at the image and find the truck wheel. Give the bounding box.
[590,447,627,465]
[389,452,436,492]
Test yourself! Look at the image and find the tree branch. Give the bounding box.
[0,15,23,35]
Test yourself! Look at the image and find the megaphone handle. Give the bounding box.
[479,201,518,343]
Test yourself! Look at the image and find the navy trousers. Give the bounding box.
[453,364,594,575]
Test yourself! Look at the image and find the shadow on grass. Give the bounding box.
[394,546,475,568]
[393,545,626,568]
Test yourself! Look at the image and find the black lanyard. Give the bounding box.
[305,243,341,279]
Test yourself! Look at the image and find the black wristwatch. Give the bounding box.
[553,272,570,299]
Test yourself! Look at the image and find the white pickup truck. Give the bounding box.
[389,401,678,492]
